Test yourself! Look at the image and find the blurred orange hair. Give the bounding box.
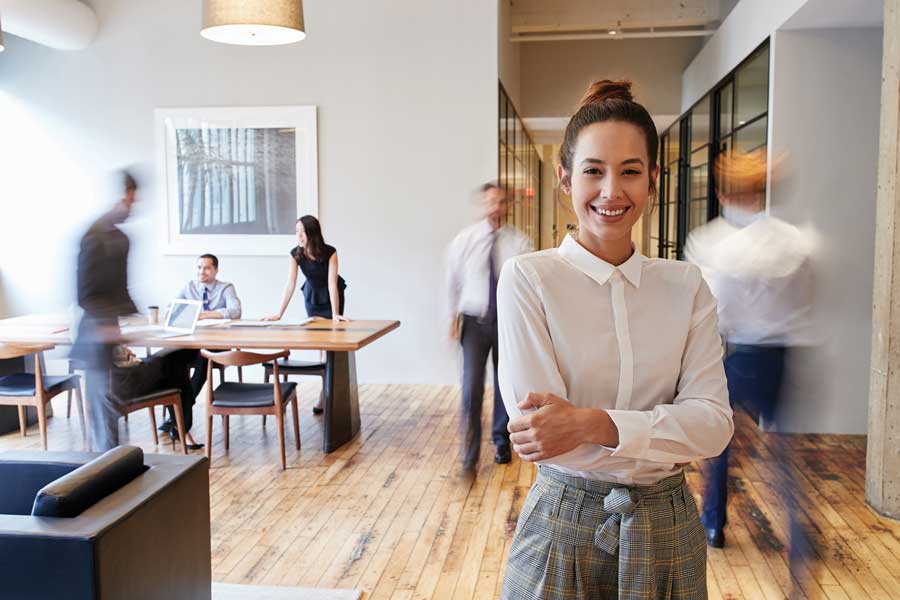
[715,148,768,195]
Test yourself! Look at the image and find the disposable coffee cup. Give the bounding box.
[148,306,159,325]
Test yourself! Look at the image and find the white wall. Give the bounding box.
[682,0,806,110]
[768,28,882,434]
[520,37,701,118]
[0,0,499,383]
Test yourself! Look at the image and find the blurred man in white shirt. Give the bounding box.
[686,150,813,555]
[447,183,532,473]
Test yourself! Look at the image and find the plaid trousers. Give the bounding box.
[502,467,707,600]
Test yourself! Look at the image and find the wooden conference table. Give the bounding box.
[0,315,400,453]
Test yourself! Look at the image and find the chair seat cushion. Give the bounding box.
[107,387,181,407]
[0,374,80,397]
[212,381,297,408]
[31,446,148,518]
[262,359,326,374]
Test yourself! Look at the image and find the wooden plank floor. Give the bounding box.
[2,381,899,599]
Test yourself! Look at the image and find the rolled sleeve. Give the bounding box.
[221,284,242,319]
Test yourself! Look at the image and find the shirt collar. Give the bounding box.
[480,218,500,237]
[558,234,646,288]
[197,279,218,291]
[722,206,766,228]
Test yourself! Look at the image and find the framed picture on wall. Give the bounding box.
[154,105,318,255]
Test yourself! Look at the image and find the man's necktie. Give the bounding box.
[486,232,498,321]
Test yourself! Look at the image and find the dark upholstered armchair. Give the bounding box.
[0,446,211,599]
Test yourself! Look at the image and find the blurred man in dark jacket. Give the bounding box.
[72,171,198,451]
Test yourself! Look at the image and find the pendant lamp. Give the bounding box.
[201,0,305,46]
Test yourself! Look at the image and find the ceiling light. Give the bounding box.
[201,1,305,46]
[608,30,617,35]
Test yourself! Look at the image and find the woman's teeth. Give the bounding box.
[592,206,628,216]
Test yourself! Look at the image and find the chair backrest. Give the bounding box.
[200,349,288,367]
[0,344,53,360]
[31,446,148,518]
[0,344,50,391]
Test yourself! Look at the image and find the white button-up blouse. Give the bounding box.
[497,234,733,484]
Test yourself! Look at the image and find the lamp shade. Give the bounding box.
[201,0,305,46]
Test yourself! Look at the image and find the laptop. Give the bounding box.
[121,299,202,338]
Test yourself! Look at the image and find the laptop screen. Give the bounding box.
[167,300,200,330]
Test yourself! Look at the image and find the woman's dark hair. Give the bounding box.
[297,215,326,262]
[558,80,659,194]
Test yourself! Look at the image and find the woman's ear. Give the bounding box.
[650,164,660,191]
[557,164,571,195]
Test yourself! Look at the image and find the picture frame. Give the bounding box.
[155,105,318,255]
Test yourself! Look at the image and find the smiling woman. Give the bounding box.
[497,80,733,600]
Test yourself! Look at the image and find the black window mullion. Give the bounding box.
[676,117,690,260]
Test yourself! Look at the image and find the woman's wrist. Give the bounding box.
[576,408,620,448]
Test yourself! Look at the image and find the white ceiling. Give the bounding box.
[510,0,726,34]
[782,0,884,30]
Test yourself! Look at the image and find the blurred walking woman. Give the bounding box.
[265,215,348,322]
[497,81,733,599]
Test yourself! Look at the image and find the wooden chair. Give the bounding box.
[67,358,87,421]
[0,344,84,450]
[156,349,243,424]
[111,387,188,455]
[261,357,326,423]
[202,350,300,470]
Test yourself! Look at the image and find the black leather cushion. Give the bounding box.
[31,446,148,518]
[212,381,297,408]
[0,373,80,397]
[262,359,326,374]
[107,387,180,406]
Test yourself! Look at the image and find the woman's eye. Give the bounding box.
[623,169,642,176]
[584,168,603,175]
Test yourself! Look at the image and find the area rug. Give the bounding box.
[212,582,362,600]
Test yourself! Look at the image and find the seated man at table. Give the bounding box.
[177,253,242,321]
[158,254,242,435]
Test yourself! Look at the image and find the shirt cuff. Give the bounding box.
[604,409,652,460]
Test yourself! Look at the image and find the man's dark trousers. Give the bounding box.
[460,314,509,468]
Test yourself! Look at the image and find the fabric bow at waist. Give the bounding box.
[539,467,688,599]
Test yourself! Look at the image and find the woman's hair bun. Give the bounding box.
[577,79,634,111]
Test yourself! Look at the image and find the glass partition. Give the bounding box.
[499,83,541,249]
[652,40,769,260]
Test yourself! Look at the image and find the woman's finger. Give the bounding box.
[507,414,531,433]
[509,430,535,445]
[513,441,540,456]
[517,450,544,462]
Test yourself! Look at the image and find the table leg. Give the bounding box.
[322,351,360,453]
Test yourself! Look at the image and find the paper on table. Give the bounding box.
[196,319,231,327]
[277,318,315,326]
[228,318,315,327]
[120,325,163,334]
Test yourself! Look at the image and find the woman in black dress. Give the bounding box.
[264,215,348,412]
[265,215,348,322]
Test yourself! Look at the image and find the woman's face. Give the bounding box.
[296,221,308,247]
[559,121,657,248]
